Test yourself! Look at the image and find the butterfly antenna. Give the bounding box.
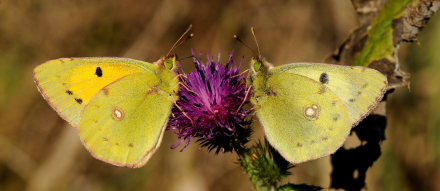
[177,55,195,62]
[175,33,194,50]
[233,34,258,57]
[166,25,193,57]
[251,27,262,60]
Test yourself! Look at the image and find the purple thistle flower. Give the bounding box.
[168,52,252,153]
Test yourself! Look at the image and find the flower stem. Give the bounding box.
[237,149,274,191]
[235,141,292,191]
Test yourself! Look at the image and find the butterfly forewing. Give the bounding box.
[270,63,387,125]
[33,57,155,127]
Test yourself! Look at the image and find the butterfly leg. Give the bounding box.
[236,85,252,113]
[178,82,200,96]
[230,69,249,79]
[176,73,187,80]
[174,101,195,125]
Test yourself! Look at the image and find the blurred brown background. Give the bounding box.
[0,0,439,190]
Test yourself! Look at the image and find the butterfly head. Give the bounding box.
[249,57,273,97]
[251,57,263,73]
[163,56,177,70]
[250,57,272,74]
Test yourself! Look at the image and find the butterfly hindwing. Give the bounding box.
[79,72,179,167]
[253,72,352,163]
[33,57,155,127]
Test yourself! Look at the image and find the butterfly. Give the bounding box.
[246,28,387,164]
[33,26,192,168]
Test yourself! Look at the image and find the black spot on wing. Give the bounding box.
[75,98,83,104]
[319,73,329,84]
[96,67,103,77]
[66,90,73,95]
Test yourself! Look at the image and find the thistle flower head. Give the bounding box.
[168,52,252,153]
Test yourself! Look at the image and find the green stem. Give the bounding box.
[235,141,292,191]
[236,149,274,191]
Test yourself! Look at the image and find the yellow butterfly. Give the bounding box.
[33,27,192,168]
[247,28,387,164]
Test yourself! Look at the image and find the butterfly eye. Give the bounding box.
[252,59,262,72]
[164,58,175,70]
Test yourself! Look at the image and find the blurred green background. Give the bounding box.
[0,0,439,190]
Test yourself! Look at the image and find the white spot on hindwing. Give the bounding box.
[112,108,124,121]
[303,104,320,120]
